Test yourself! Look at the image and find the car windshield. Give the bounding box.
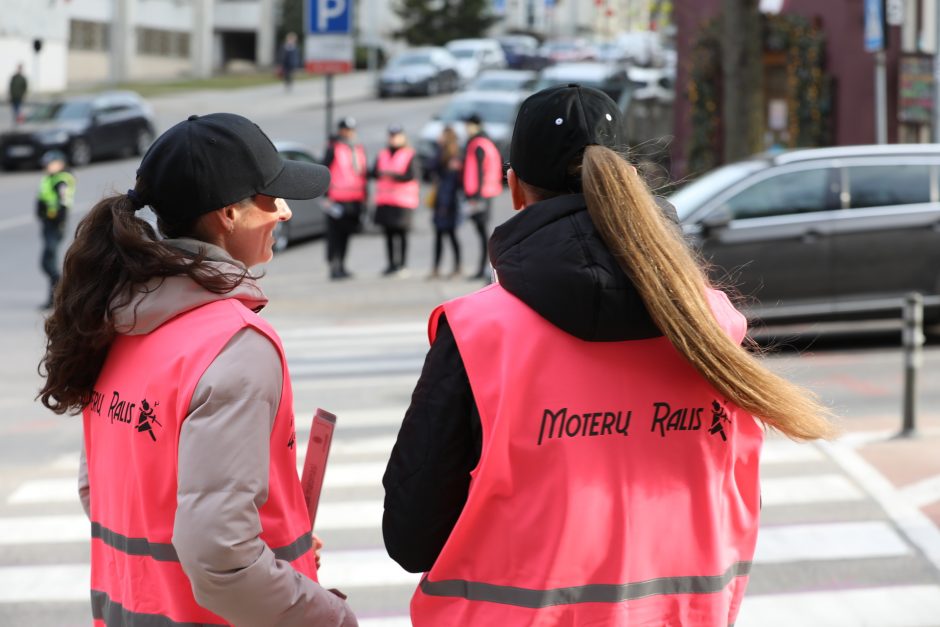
[392,54,432,67]
[669,161,767,221]
[471,76,530,91]
[438,100,517,124]
[450,49,477,59]
[28,100,93,122]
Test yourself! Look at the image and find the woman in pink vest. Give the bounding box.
[371,124,419,276]
[383,86,835,626]
[38,113,357,627]
[461,113,503,281]
[324,117,368,280]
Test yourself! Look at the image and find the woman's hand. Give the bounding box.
[313,533,324,569]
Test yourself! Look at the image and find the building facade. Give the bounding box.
[672,0,939,179]
[1,0,277,92]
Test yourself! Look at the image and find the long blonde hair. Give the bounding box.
[579,145,834,441]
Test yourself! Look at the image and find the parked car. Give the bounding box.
[533,63,632,111]
[272,141,329,251]
[616,31,665,67]
[417,90,526,175]
[627,66,675,103]
[591,41,631,65]
[467,69,537,94]
[497,34,552,71]
[445,38,508,85]
[377,48,460,98]
[539,40,595,63]
[670,145,940,325]
[1,91,155,169]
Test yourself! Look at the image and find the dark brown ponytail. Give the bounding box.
[38,192,248,415]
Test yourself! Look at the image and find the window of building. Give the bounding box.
[69,20,110,52]
[137,28,191,59]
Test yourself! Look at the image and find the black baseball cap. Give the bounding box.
[463,113,483,125]
[136,113,330,225]
[338,117,357,130]
[509,84,624,193]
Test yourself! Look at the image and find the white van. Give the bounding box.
[445,39,508,84]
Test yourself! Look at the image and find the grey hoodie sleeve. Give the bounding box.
[172,328,357,627]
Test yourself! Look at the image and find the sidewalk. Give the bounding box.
[0,70,378,133]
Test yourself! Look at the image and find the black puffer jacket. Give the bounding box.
[382,193,672,573]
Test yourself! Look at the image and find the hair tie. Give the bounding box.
[126,189,146,211]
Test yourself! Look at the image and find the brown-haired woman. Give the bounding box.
[428,126,463,279]
[383,85,834,626]
[39,113,357,627]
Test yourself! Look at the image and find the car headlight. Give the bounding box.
[37,130,69,145]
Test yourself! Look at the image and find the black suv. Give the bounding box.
[670,145,940,325]
[1,91,156,169]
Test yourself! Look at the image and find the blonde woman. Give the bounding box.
[428,126,463,279]
[383,85,834,626]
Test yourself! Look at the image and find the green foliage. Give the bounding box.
[393,0,499,46]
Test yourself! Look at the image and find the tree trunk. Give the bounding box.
[721,0,762,163]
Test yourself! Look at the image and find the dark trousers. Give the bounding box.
[326,216,352,271]
[384,227,408,270]
[433,228,461,272]
[469,201,491,276]
[40,221,63,299]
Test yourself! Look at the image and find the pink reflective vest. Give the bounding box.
[328,142,368,202]
[84,299,317,626]
[375,146,419,209]
[462,135,503,199]
[411,284,763,626]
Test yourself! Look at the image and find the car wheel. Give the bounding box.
[273,222,290,253]
[69,138,91,167]
[135,128,154,156]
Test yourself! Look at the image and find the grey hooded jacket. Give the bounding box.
[79,239,357,627]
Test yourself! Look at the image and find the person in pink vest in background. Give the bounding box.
[39,113,357,627]
[383,85,835,626]
[372,125,419,277]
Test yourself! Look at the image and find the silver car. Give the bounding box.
[272,141,329,252]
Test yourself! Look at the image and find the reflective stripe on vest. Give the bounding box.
[92,589,227,627]
[328,142,367,202]
[419,560,752,608]
[38,170,76,220]
[412,284,762,626]
[462,135,502,199]
[84,299,317,624]
[374,146,419,209]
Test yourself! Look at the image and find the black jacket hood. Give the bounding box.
[489,194,662,342]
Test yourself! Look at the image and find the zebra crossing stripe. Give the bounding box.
[754,521,911,563]
[0,564,88,602]
[279,323,426,340]
[759,474,864,507]
[736,585,940,627]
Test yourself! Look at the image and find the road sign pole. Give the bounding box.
[876,49,888,144]
[325,73,334,143]
[899,292,924,438]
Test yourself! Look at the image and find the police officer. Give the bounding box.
[36,150,75,309]
[323,117,367,280]
[460,113,503,280]
[383,85,834,626]
[372,125,419,276]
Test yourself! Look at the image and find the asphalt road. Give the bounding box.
[1,85,940,625]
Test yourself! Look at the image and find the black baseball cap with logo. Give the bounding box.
[509,84,624,193]
[136,113,330,226]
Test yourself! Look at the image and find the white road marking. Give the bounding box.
[0,515,88,545]
[821,440,940,571]
[280,323,426,340]
[760,474,864,507]
[316,500,382,530]
[359,618,412,627]
[7,478,78,505]
[317,548,418,589]
[0,565,88,602]
[754,521,911,564]
[760,438,824,464]
[901,474,940,508]
[298,435,397,461]
[289,357,424,377]
[737,585,940,627]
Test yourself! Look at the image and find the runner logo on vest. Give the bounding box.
[708,400,731,442]
[135,399,162,442]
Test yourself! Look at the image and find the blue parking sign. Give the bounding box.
[308,0,351,35]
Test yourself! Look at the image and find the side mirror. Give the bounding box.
[699,205,732,235]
